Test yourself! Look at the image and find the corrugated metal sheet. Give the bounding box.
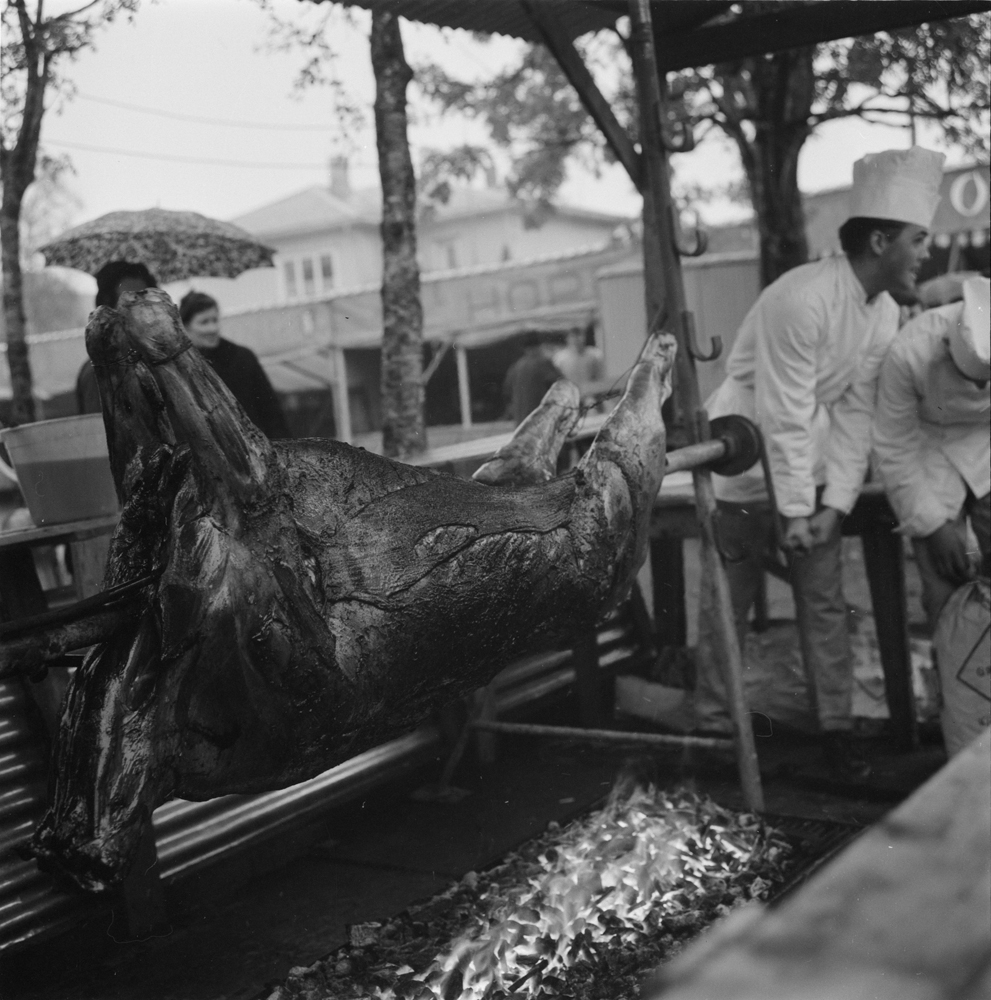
[327,0,622,43]
[323,1,726,44]
[0,677,106,953]
[0,602,646,954]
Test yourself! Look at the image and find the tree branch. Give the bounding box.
[15,0,34,44]
[50,0,103,23]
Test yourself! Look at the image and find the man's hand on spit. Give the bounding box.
[783,516,816,555]
[809,507,841,545]
[925,521,973,584]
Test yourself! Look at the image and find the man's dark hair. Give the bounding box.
[838,217,908,258]
[94,261,158,307]
[179,290,219,326]
[520,330,543,350]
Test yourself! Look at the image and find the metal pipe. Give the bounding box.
[154,727,442,880]
[664,438,727,474]
[471,719,733,749]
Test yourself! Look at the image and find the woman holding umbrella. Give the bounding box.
[42,207,285,436]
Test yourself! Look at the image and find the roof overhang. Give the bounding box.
[312,0,724,44]
[317,1,991,66]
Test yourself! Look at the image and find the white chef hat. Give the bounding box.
[949,276,991,382]
[848,147,945,228]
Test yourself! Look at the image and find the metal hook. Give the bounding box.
[659,117,696,154]
[672,206,709,258]
[675,225,709,258]
[682,310,722,363]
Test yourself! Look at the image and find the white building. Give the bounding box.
[165,158,632,314]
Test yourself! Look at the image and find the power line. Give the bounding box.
[76,91,337,132]
[46,138,327,170]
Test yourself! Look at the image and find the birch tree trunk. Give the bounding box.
[372,9,426,459]
[0,3,49,428]
[0,188,35,426]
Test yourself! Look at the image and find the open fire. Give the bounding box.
[269,784,793,1000]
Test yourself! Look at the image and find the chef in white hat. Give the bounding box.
[873,275,990,628]
[695,146,945,780]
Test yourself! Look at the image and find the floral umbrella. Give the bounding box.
[38,208,275,283]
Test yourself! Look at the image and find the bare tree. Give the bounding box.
[1,0,139,426]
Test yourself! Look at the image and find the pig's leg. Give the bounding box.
[473,379,581,487]
[568,332,676,608]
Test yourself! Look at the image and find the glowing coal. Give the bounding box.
[393,788,786,999]
[270,785,792,1000]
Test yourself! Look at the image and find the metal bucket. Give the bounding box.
[0,415,118,526]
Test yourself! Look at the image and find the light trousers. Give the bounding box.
[913,490,991,631]
[694,499,854,733]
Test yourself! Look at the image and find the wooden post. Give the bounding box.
[68,534,112,600]
[455,344,473,428]
[573,630,603,727]
[650,536,687,649]
[113,824,168,940]
[472,683,497,765]
[522,0,642,186]
[629,0,763,812]
[332,345,353,443]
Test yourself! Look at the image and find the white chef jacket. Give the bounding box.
[708,255,900,518]
[872,302,991,538]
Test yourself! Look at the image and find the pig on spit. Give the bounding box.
[26,289,676,893]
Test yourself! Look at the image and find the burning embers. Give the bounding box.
[268,785,793,1000]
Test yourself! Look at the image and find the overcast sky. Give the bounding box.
[38,0,946,238]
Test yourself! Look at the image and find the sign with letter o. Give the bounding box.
[949,170,989,218]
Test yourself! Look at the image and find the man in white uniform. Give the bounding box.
[873,275,990,629]
[695,147,945,779]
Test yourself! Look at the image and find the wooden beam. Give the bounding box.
[654,0,991,72]
[522,0,642,190]
[629,0,764,814]
[645,730,991,1000]
[331,345,353,443]
[455,344,472,428]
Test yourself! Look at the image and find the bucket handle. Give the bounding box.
[0,453,17,485]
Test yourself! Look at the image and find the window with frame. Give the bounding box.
[320,254,334,291]
[302,258,316,297]
[283,260,298,299]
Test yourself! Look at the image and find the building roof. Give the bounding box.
[231,186,381,240]
[231,182,632,241]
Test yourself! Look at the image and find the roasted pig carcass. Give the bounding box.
[30,290,675,892]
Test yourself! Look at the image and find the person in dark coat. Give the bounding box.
[76,261,159,414]
[503,331,563,426]
[179,290,289,440]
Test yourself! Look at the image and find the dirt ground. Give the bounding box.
[2,709,945,1000]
